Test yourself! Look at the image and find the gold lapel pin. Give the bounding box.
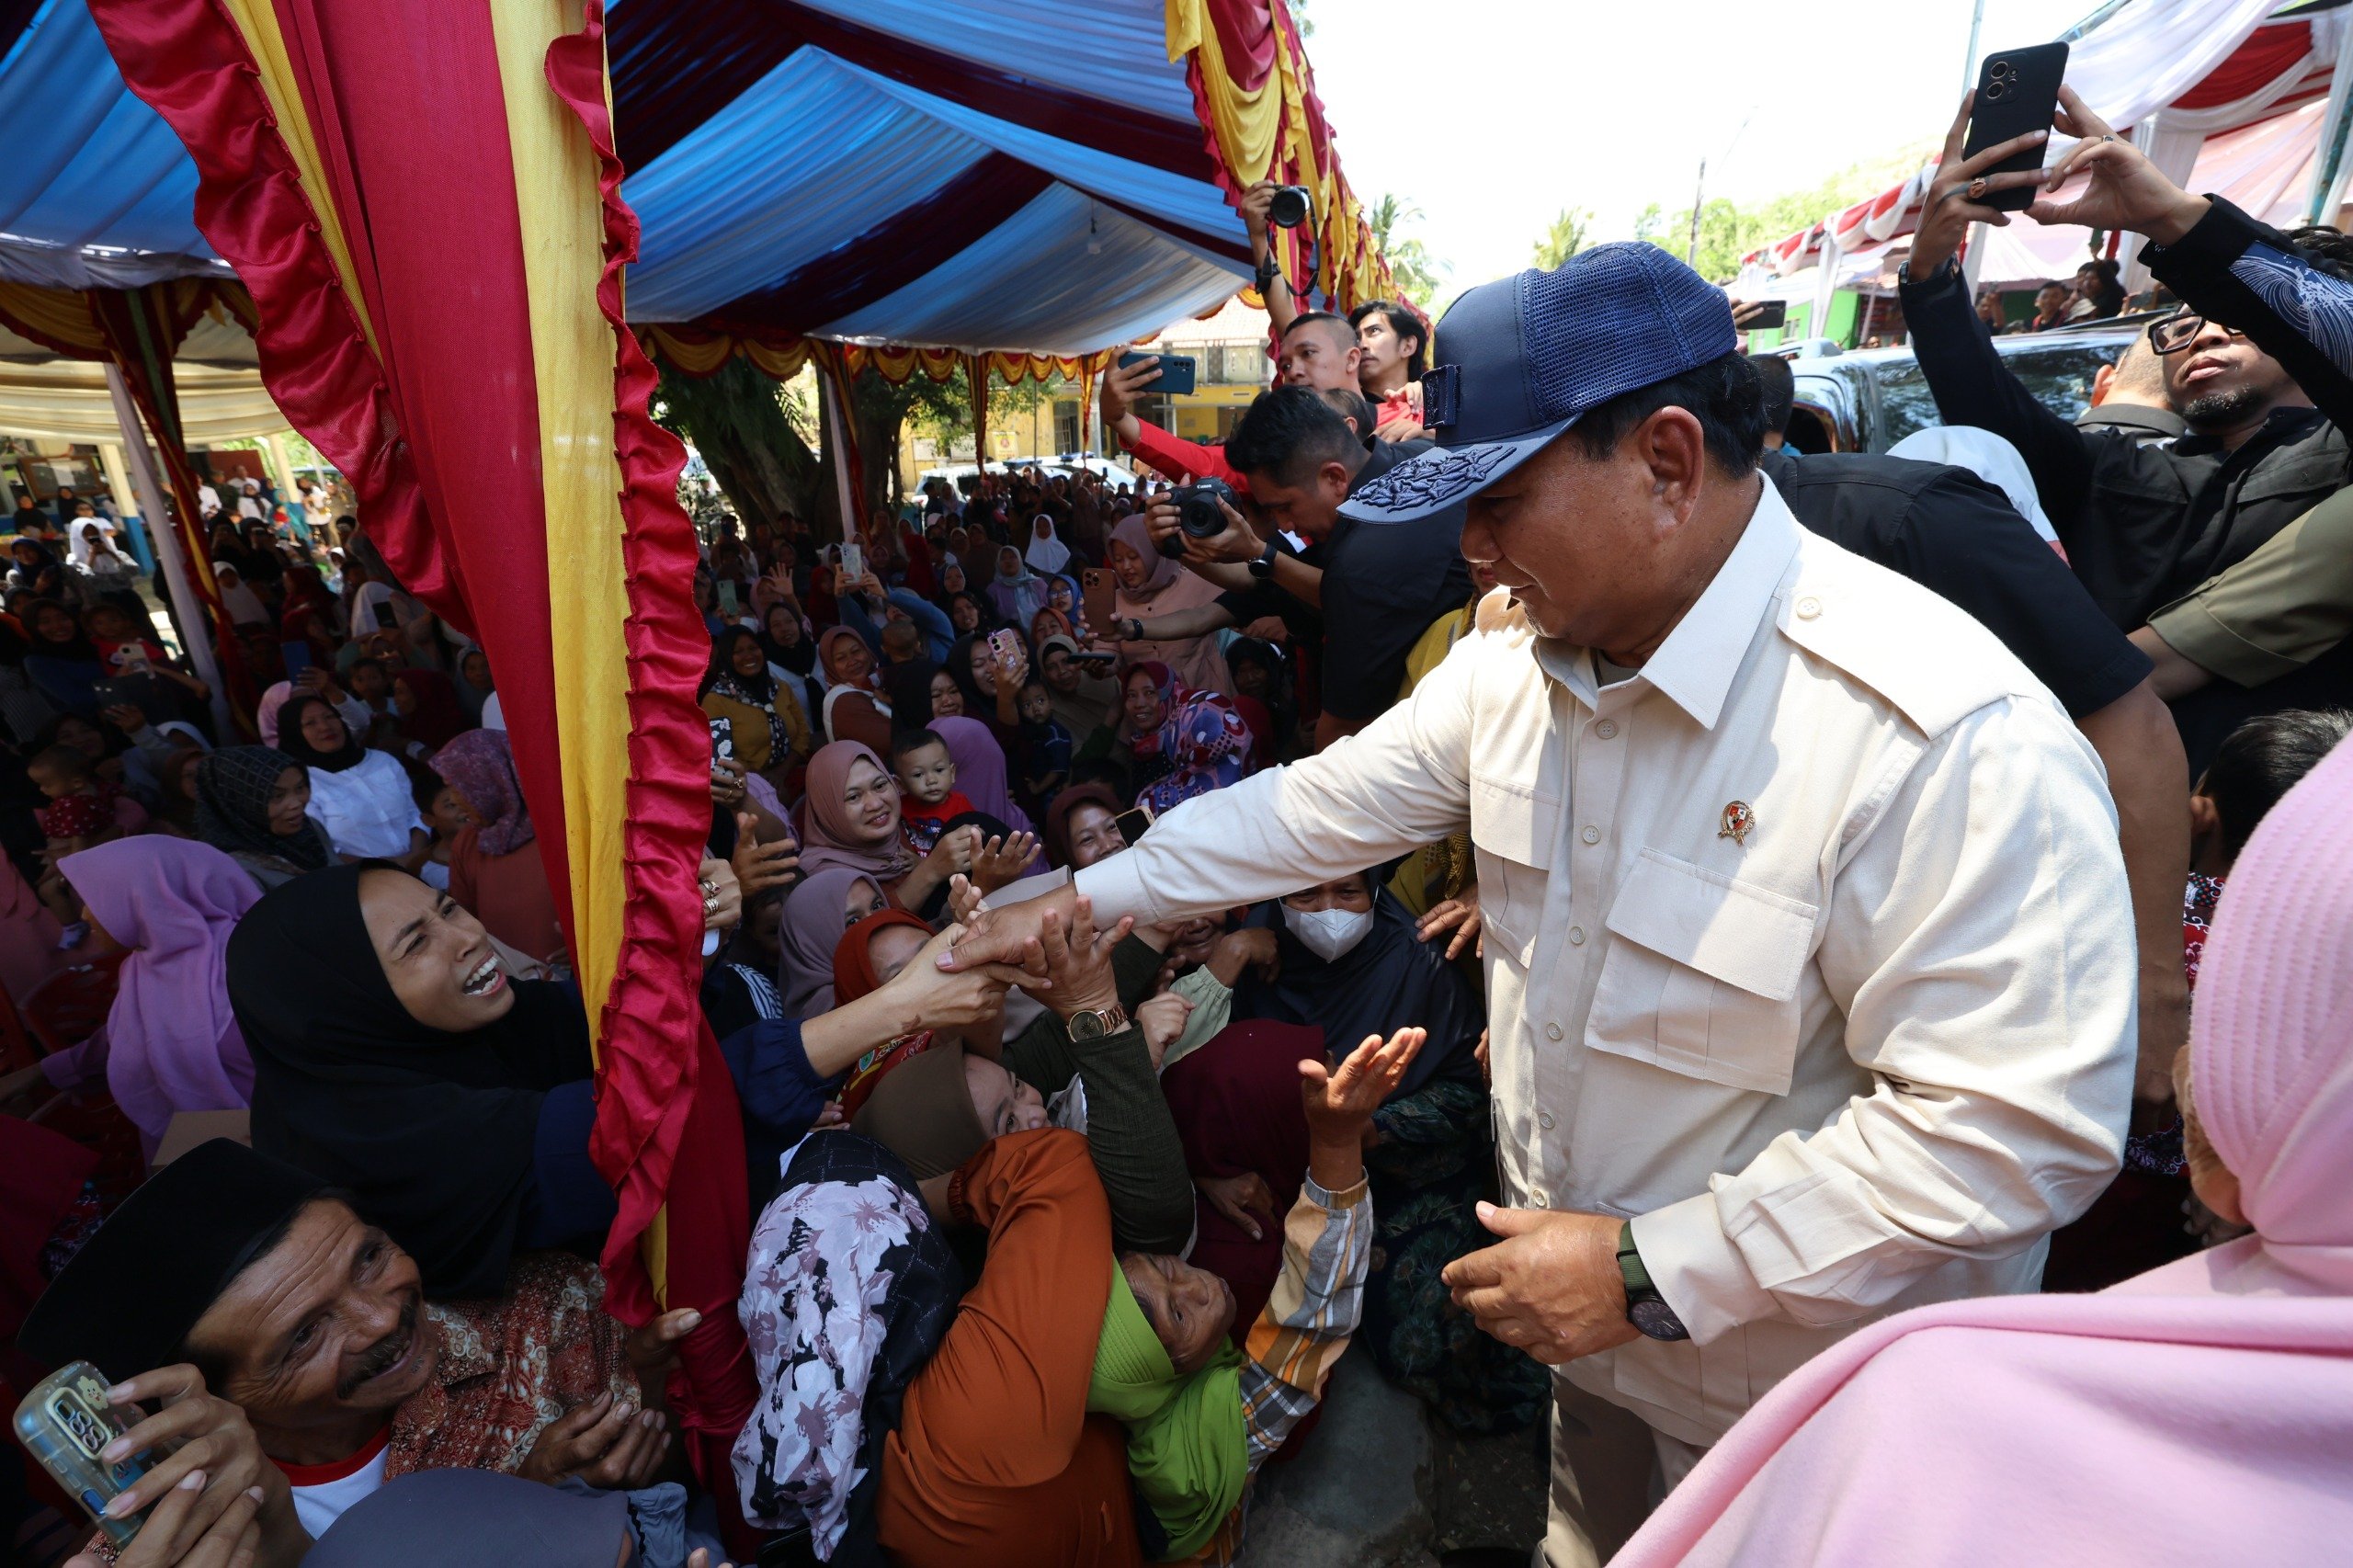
[1718,801,1755,846]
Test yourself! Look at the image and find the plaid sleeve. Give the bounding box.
[1235,1171,1372,1468]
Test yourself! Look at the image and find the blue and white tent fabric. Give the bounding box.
[0,0,1260,352]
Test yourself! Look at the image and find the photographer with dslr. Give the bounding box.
[1113,387,1472,749]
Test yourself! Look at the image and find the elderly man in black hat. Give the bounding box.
[946,243,2138,1560]
[20,1141,693,1565]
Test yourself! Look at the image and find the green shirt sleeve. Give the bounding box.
[2146,490,2353,686]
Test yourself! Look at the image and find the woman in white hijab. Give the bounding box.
[1887,426,2063,554]
[1023,513,1072,576]
[211,560,271,627]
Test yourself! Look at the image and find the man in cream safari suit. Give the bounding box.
[944,243,2136,1564]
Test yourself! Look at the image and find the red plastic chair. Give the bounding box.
[16,953,143,1203]
[22,951,128,1059]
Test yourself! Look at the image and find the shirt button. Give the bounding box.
[1568,926,1586,946]
[1531,1191,1551,1208]
[1545,1021,1563,1040]
[1581,825,1600,845]
[1796,595,1824,619]
[1538,1111,1556,1131]
[1595,720,1618,738]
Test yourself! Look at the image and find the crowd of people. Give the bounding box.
[3,79,2351,1568]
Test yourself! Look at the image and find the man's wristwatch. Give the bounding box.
[1247,540,1279,580]
[1896,256,1956,290]
[1065,1003,1129,1041]
[1618,1221,1689,1341]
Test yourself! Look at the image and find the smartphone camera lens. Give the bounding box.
[1985,79,2008,100]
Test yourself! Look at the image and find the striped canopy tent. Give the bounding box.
[0,0,1388,1542]
[1,0,1394,353]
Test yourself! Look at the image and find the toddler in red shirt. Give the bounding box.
[892,728,973,856]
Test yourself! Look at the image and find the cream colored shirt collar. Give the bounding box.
[1538,477,1799,732]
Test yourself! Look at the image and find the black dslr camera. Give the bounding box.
[1267,186,1313,229]
[1156,477,1238,559]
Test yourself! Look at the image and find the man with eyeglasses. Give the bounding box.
[1896,86,2353,644]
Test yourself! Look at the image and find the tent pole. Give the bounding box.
[105,363,235,735]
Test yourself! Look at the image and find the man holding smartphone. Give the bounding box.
[950,243,2135,1562]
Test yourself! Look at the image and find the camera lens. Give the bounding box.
[1985,80,2007,100]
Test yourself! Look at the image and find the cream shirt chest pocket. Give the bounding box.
[1584,848,1817,1096]
[1467,768,1559,968]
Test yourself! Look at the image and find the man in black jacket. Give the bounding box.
[1895,93,2353,634]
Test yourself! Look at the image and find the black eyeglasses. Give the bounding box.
[2150,311,2249,354]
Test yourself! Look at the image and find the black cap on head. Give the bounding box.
[18,1139,324,1379]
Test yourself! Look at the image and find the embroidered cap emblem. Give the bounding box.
[1718,801,1755,846]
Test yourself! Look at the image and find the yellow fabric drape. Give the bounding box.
[1165,0,1281,187]
[216,0,382,361]
[640,325,734,376]
[0,283,105,356]
[488,0,633,1044]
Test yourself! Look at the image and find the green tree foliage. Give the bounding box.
[1532,207,1593,271]
[1638,144,1938,282]
[651,355,832,535]
[1366,192,1448,307]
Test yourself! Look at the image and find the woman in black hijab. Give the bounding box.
[194,744,335,889]
[1230,868,1546,1436]
[227,863,604,1296]
[757,598,824,733]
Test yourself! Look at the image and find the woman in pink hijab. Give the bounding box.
[42,838,260,1153]
[1618,734,2353,1566]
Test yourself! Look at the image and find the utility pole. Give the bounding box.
[1686,158,1707,266]
[1960,0,1986,97]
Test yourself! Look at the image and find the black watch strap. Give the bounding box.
[1618,1221,1690,1342]
[1248,540,1279,579]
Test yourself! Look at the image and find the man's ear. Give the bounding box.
[1633,405,1709,524]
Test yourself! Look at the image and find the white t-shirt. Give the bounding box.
[305,750,426,859]
[278,1430,389,1538]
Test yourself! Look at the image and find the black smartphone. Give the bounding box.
[1737,300,1788,332]
[1118,350,1196,397]
[1965,42,2068,212]
[371,599,398,631]
[89,678,139,712]
[279,640,314,682]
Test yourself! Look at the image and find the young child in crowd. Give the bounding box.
[416,777,474,892]
[892,728,974,856]
[28,744,133,854]
[84,601,171,678]
[2183,707,2353,988]
[1016,679,1072,808]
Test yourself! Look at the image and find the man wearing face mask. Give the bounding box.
[948,242,2136,1562]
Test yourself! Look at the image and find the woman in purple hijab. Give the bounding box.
[928,715,1047,877]
[50,837,260,1151]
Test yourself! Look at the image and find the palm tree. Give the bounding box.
[1533,208,1592,271]
[1366,192,1446,306]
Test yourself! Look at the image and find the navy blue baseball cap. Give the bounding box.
[1340,242,1738,523]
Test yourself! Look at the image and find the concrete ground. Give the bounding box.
[1233,1354,1549,1568]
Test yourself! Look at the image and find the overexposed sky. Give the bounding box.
[1306,0,2101,299]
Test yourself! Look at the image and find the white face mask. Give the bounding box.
[1281,903,1375,962]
